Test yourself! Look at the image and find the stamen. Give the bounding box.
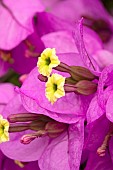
[55,64,96,81]
[24,40,35,51]
[97,123,113,156]
[8,114,54,133]
[20,121,68,144]
[25,50,40,58]
[0,50,14,64]
[97,132,113,156]
[14,160,25,168]
[7,113,67,144]
[24,40,40,58]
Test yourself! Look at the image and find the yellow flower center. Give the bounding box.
[53,83,57,92]
[45,57,51,65]
[0,125,5,135]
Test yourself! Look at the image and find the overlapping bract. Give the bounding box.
[1,1,113,170]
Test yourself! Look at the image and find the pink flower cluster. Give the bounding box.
[0,0,113,170]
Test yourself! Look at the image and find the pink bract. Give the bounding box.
[0,0,44,50]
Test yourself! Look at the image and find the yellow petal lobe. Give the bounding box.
[45,73,65,104]
[37,48,60,77]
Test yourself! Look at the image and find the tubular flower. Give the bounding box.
[0,115,9,143]
[37,48,60,77]
[45,73,65,104]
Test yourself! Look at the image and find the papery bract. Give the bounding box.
[17,52,93,170]
[0,31,45,76]
[0,150,40,170]
[85,151,113,170]
[19,53,91,123]
[0,83,15,112]
[0,0,44,50]
[0,94,49,162]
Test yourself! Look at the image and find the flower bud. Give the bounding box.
[19,74,28,83]
[9,123,29,132]
[45,121,67,136]
[8,113,41,123]
[75,80,97,95]
[29,120,46,131]
[38,74,48,82]
[21,130,47,144]
[20,134,37,144]
[64,84,76,92]
[70,66,96,81]
[39,115,53,122]
[65,77,77,85]
[55,62,71,73]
